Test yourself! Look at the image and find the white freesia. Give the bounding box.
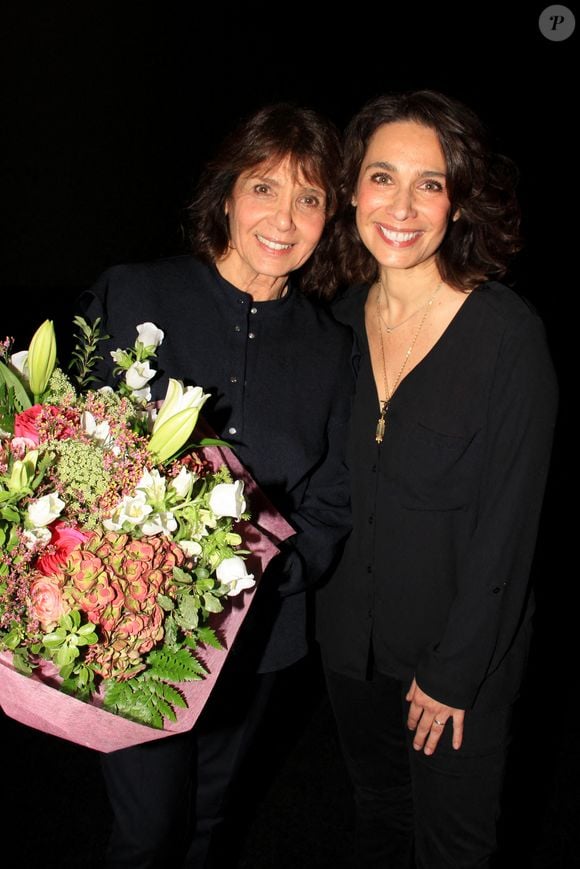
[141,510,177,537]
[27,492,66,528]
[136,468,167,502]
[22,526,52,550]
[103,491,153,531]
[136,322,165,349]
[169,466,195,500]
[125,361,156,390]
[178,539,203,558]
[208,480,246,520]
[152,379,210,432]
[10,350,29,378]
[216,556,255,597]
[81,410,111,445]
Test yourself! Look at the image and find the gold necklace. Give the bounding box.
[375,280,442,444]
[378,277,437,333]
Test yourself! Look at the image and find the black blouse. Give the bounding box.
[78,255,355,673]
[316,281,558,710]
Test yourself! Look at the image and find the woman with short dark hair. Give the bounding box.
[80,101,354,868]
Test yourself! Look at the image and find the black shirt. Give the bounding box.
[78,255,355,672]
[316,281,558,710]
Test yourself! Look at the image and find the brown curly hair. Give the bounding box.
[334,89,522,291]
[186,102,343,300]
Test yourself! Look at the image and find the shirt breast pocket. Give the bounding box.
[397,422,481,511]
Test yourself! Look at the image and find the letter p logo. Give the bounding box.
[539,5,576,40]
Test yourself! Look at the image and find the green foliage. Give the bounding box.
[42,610,99,669]
[196,625,223,650]
[103,671,190,728]
[147,646,207,681]
[175,592,201,631]
[0,360,32,431]
[68,315,110,390]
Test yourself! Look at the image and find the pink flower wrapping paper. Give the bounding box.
[0,437,295,753]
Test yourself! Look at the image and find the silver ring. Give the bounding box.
[433,718,445,726]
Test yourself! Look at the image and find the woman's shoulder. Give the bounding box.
[93,254,205,288]
[472,280,546,328]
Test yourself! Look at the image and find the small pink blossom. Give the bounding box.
[10,436,38,458]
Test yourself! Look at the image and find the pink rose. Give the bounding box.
[14,405,43,444]
[36,522,92,576]
[29,575,70,631]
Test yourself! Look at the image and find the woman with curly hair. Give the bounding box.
[316,90,558,868]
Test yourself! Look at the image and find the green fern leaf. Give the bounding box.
[196,626,223,650]
[147,647,207,681]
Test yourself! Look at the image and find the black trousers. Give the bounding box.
[100,661,277,869]
[324,667,513,869]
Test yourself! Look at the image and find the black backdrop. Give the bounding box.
[1,4,574,865]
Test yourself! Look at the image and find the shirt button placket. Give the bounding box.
[230,297,247,437]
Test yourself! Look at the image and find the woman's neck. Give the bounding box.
[215,259,288,301]
[377,265,443,314]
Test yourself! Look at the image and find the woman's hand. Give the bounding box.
[405,678,465,755]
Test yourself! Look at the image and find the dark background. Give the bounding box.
[1,4,574,867]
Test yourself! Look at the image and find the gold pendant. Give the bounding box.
[375,415,385,444]
[375,401,389,444]
[375,403,388,444]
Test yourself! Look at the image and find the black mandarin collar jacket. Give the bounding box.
[79,255,355,673]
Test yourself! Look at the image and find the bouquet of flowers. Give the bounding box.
[0,317,292,751]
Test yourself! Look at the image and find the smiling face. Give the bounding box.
[218,155,327,298]
[353,121,454,276]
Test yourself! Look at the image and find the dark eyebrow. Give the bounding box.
[366,160,447,178]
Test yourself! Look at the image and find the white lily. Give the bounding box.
[148,380,210,464]
[152,379,209,431]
